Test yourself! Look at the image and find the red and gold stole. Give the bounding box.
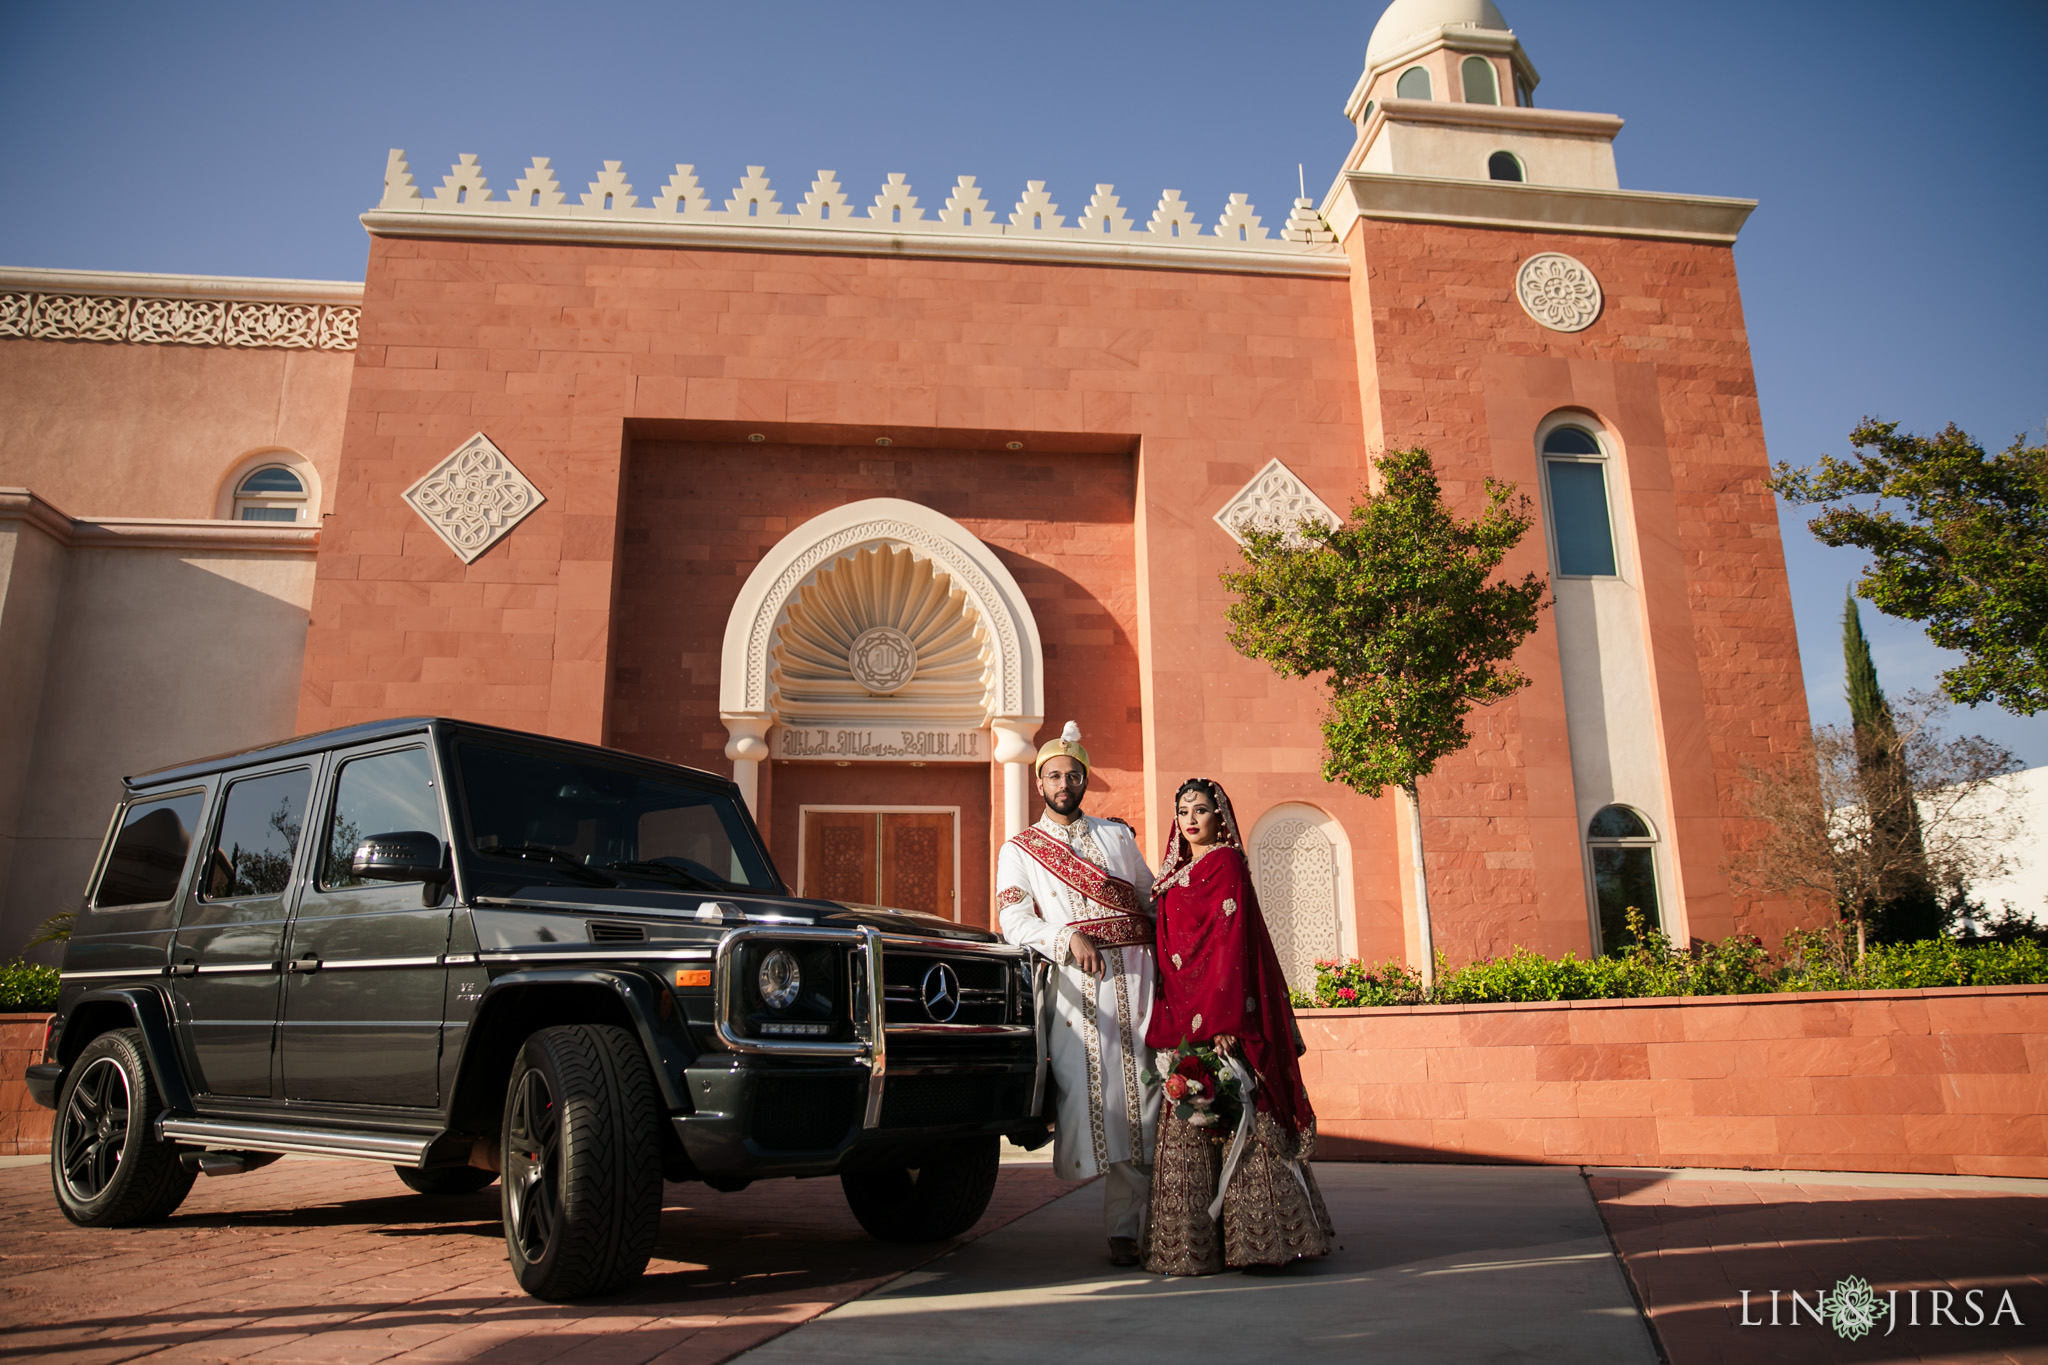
[1013,826,1154,947]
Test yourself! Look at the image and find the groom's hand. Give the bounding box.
[1069,932,1105,978]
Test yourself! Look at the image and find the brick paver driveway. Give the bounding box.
[0,1156,1080,1364]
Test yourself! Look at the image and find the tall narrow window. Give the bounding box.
[1587,805,1660,954]
[233,465,307,522]
[1461,56,1499,104]
[1396,66,1432,100]
[1543,426,1617,576]
[1488,151,1524,182]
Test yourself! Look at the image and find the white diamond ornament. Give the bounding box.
[1214,458,1341,547]
[1516,253,1602,332]
[402,433,546,564]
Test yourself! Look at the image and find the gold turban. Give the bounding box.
[1035,721,1089,774]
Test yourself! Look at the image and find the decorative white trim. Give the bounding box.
[720,498,1043,725]
[1516,253,1603,333]
[1327,171,1756,246]
[362,151,1349,278]
[1213,459,1343,547]
[400,432,545,564]
[1246,801,1354,988]
[0,488,319,553]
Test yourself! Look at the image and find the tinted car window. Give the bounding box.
[203,769,311,899]
[322,748,443,889]
[457,742,775,891]
[96,792,204,908]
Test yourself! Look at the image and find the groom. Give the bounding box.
[995,723,1161,1266]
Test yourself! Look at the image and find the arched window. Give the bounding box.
[1488,151,1524,182]
[1461,56,1499,104]
[1542,425,1617,577]
[232,465,307,522]
[1252,813,1342,993]
[1396,66,1432,100]
[1586,805,1660,954]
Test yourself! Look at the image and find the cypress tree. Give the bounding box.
[1842,592,1941,946]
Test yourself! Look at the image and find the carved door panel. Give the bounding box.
[800,809,957,920]
[880,813,954,918]
[803,811,880,907]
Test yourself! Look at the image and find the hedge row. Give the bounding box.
[0,960,59,1012]
[1297,926,2048,1010]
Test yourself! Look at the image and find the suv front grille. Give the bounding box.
[751,1076,862,1151]
[880,951,1013,1027]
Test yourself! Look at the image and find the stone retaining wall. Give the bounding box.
[1,1014,52,1156]
[1300,985,2048,1177]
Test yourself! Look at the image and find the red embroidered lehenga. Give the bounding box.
[1143,780,1334,1275]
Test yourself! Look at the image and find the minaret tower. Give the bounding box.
[1330,0,1622,214]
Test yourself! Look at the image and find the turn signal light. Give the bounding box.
[674,968,711,988]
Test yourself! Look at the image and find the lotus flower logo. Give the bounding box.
[1823,1276,1885,1341]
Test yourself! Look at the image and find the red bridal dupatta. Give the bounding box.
[1145,834,1315,1138]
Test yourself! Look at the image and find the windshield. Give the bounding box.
[454,742,777,892]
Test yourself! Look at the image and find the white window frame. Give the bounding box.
[1534,413,1629,583]
[1583,804,1665,953]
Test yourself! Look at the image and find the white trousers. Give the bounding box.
[1102,1159,1151,1240]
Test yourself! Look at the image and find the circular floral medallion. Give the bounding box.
[1515,253,1603,333]
[848,625,918,694]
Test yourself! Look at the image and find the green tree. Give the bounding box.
[1220,447,1548,979]
[1771,420,2048,714]
[1843,594,1940,946]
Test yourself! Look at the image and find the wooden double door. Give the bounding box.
[800,807,957,920]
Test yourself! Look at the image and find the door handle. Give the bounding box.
[286,957,322,974]
[169,961,198,978]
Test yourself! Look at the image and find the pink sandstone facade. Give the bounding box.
[0,0,1815,980]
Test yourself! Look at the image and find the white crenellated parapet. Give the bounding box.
[363,151,1349,276]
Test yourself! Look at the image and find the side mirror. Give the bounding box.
[350,831,447,884]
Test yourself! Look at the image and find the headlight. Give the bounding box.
[758,948,802,1012]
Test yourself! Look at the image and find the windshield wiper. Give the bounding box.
[604,859,722,892]
[477,844,618,886]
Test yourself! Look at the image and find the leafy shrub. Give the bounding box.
[1305,912,2048,1009]
[0,960,59,1012]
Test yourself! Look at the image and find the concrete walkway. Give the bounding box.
[735,1163,1658,1364]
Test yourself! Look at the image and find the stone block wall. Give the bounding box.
[1301,987,2048,1177]
[0,1014,52,1155]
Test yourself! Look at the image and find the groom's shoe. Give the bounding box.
[1108,1236,1141,1267]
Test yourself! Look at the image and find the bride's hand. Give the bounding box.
[1212,1033,1239,1059]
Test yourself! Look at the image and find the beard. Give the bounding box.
[1043,786,1083,816]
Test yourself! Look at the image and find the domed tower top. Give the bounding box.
[1351,0,1535,118]
[1326,0,1624,202]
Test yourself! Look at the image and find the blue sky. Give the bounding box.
[3,0,2042,764]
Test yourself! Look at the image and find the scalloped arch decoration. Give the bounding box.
[719,498,1045,726]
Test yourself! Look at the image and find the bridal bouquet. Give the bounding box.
[1142,1038,1246,1135]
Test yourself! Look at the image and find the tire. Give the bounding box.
[50,1029,195,1227]
[499,1024,663,1299]
[841,1135,1000,1243]
[396,1165,499,1195]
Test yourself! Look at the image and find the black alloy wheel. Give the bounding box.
[840,1134,1001,1242]
[51,1029,194,1226]
[500,1024,663,1299]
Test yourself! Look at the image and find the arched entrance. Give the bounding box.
[718,499,1045,919]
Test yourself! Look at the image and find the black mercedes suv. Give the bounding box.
[24,718,1049,1299]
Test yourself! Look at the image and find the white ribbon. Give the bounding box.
[1207,1054,1258,1222]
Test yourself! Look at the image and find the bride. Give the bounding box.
[1144,777,1334,1275]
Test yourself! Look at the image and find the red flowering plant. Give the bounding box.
[1140,1037,1246,1134]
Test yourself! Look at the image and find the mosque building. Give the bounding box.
[0,0,1815,976]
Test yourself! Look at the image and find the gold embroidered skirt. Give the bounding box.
[1144,1106,1335,1275]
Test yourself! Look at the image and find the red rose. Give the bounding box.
[1174,1054,1208,1081]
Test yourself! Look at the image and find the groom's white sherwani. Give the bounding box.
[996,813,1161,1198]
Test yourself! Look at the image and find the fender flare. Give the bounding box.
[61,986,195,1115]
[459,967,696,1115]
